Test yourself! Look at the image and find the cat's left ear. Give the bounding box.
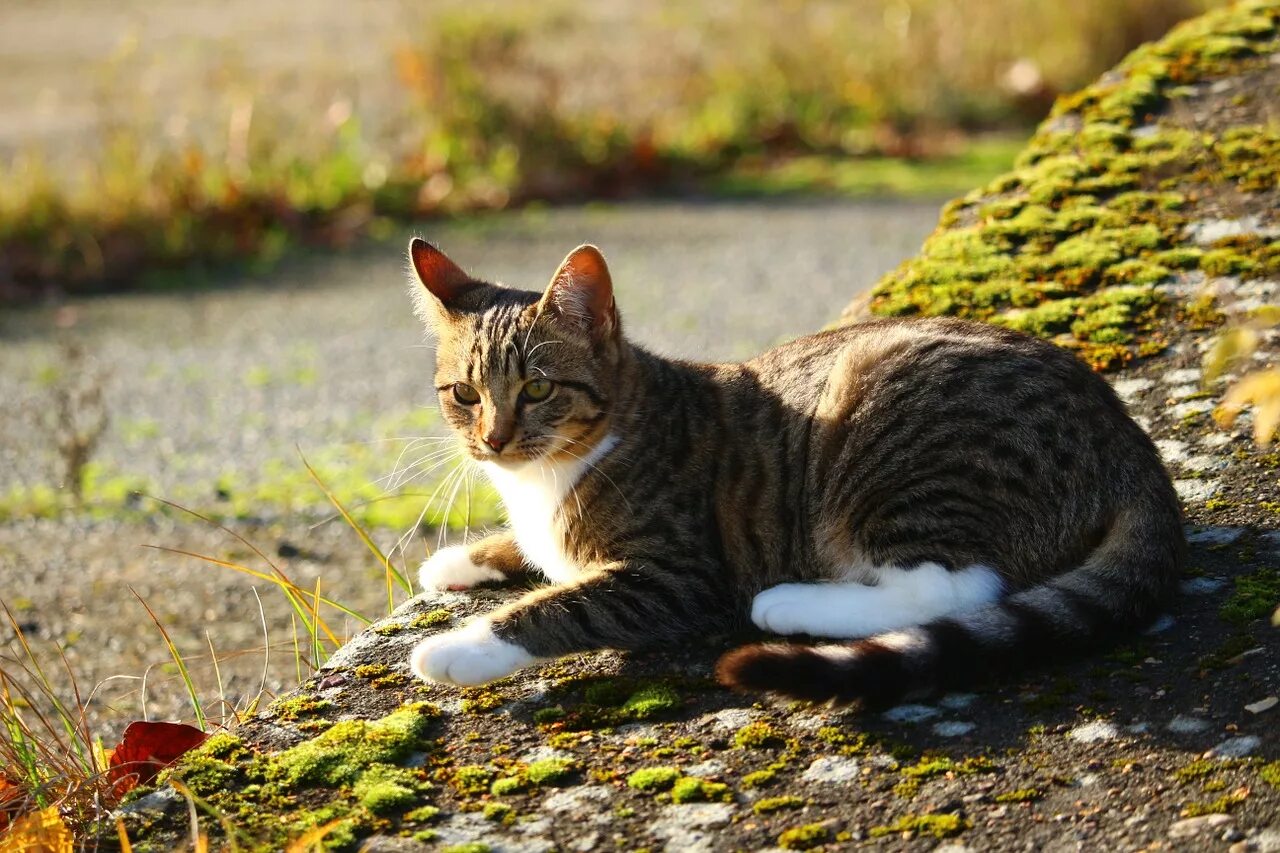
[539,245,618,341]
[407,238,475,324]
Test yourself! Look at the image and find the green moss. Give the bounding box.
[451,765,494,795]
[993,788,1043,803]
[621,684,681,718]
[777,823,831,850]
[1198,632,1259,670]
[742,768,779,788]
[1259,761,1280,788]
[460,688,507,714]
[352,765,422,814]
[405,805,441,823]
[856,1,1280,368]
[900,755,997,779]
[411,608,453,628]
[1182,789,1249,817]
[272,702,437,787]
[372,622,405,636]
[733,721,784,749]
[161,753,239,797]
[198,732,247,761]
[870,813,971,839]
[526,757,578,786]
[354,664,390,679]
[490,776,527,796]
[1173,759,1218,783]
[892,779,920,799]
[813,726,867,754]
[754,796,805,814]
[1220,568,1280,624]
[482,802,515,824]
[670,777,732,804]
[532,706,566,724]
[442,844,491,853]
[626,766,681,792]
[270,694,333,721]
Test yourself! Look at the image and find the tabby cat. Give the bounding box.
[405,238,1184,707]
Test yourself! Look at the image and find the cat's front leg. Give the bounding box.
[418,531,528,591]
[410,559,728,686]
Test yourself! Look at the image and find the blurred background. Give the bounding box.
[1,0,1215,300]
[0,0,1219,753]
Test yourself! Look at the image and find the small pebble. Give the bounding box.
[1210,735,1261,758]
[1066,721,1118,743]
[1174,479,1220,503]
[881,703,939,723]
[1169,814,1233,839]
[1245,697,1278,715]
[1179,576,1226,595]
[1166,715,1211,734]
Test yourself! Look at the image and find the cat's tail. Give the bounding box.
[715,503,1183,708]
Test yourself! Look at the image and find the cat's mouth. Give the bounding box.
[470,438,553,466]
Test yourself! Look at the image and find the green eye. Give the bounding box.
[452,383,480,405]
[522,378,553,401]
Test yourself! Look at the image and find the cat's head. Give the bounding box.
[407,238,623,466]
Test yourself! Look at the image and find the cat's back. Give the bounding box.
[742,316,1079,414]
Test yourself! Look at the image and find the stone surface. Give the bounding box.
[114,6,1280,851]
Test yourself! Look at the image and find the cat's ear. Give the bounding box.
[538,245,618,341]
[407,238,475,320]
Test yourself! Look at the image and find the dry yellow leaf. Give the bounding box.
[4,806,72,853]
[1215,367,1280,446]
[1203,326,1260,382]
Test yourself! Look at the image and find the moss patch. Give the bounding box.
[851,1,1280,372]
[626,766,681,792]
[669,777,732,804]
[1220,568,1280,624]
[870,813,971,839]
[272,702,437,787]
[734,721,784,749]
[754,795,806,815]
[777,823,831,850]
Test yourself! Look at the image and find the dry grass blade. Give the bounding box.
[298,447,412,601]
[285,818,347,852]
[142,544,363,640]
[129,589,206,731]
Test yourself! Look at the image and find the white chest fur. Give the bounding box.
[480,435,618,585]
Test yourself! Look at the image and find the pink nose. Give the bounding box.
[484,435,508,453]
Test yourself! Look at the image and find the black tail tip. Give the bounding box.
[715,643,849,704]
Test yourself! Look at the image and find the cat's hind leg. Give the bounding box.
[418,532,528,591]
[751,563,1003,639]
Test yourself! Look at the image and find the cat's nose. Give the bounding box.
[483,434,508,453]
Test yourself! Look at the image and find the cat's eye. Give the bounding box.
[522,378,553,401]
[452,383,480,405]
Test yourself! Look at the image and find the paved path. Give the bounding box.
[0,200,939,495]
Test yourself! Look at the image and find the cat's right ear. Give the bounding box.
[407,238,474,323]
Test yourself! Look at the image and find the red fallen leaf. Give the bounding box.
[107,721,209,798]
[0,773,20,832]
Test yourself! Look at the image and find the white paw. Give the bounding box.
[751,583,823,636]
[409,621,537,687]
[418,545,506,591]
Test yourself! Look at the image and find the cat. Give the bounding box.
[404,238,1184,707]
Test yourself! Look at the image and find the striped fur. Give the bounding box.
[405,240,1185,703]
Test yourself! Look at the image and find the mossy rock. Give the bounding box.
[840,0,1280,374]
[114,6,1280,851]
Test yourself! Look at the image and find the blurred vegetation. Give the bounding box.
[0,0,1216,300]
